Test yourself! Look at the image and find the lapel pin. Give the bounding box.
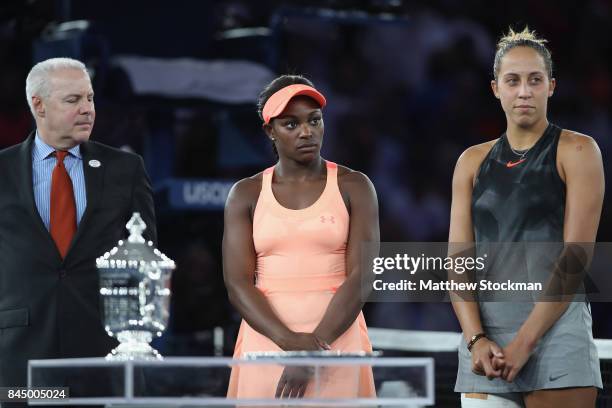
[88,159,101,168]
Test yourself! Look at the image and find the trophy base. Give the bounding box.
[106,330,163,361]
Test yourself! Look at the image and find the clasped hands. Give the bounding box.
[275,332,331,399]
[471,336,533,383]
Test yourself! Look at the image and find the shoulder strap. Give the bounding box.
[325,161,338,188]
[260,165,275,198]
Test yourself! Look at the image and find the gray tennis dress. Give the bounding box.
[455,123,602,393]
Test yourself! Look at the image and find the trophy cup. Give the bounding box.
[96,213,175,360]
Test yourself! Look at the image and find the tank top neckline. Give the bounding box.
[501,122,554,155]
[263,160,337,216]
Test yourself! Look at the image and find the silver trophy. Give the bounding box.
[96,212,175,360]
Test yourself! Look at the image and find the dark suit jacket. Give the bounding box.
[0,133,157,390]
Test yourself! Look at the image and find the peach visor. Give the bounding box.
[262,84,327,124]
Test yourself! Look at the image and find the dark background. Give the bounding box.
[1,0,610,357]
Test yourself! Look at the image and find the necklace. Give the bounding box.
[509,145,530,160]
[505,137,532,168]
[506,124,550,167]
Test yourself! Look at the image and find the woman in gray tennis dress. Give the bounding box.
[449,27,604,407]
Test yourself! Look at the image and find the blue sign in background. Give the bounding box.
[159,179,235,210]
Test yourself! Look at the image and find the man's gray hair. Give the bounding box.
[25,57,89,115]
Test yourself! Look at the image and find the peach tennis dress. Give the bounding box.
[227,161,375,398]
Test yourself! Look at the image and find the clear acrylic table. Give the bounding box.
[28,356,434,406]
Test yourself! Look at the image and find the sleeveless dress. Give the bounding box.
[227,160,375,398]
[455,123,602,393]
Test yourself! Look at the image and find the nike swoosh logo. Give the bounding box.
[506,159,526,168]
[549,372,569,381]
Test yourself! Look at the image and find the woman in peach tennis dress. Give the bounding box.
[223,74,379,399]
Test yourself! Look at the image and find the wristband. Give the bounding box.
[467,332,487,352]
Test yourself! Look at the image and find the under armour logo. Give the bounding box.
[320,216,335,223]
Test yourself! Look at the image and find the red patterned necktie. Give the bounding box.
[50,151,77,258]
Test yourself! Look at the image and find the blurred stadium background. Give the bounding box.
[1,0,610,405]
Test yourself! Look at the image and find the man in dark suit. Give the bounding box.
[0,57,156,404]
